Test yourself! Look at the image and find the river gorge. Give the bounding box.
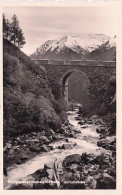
[4,107,116,189]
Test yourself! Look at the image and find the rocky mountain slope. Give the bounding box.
[3,39,66,140]
[30,34,110,60]
[85,36,116,61]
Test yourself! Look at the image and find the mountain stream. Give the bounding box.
[7,108,106,182]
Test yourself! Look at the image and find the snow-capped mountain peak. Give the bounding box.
[46,35,82,54]
[85,36,116,61]
[30,34,110,60]
[107,36,116,48]
[98,36,116,50]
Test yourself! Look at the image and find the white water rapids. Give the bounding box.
[7,109,105,181]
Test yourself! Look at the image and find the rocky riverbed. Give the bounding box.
[4,108,116,189]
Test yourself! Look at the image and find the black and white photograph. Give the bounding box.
[2,4,119,191]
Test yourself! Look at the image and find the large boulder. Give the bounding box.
[63,154,81,165]
[58,144,73,150]
[97,173,116,189]
[41,145,49,152]
[97,136,116,150]
[29,146,41,153]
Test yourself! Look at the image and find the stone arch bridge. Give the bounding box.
[33,60,116,108]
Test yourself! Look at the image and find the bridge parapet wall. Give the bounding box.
[32,59,116,67]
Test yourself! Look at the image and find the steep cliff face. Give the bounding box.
[99,73,116,115]
[3,39,66,139]
[88,73,116,116]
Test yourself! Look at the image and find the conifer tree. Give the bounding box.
[3,13,26,49]
[3,14,11,40]
[17,28,26,48]
[3,14,6,39]
[10,14,19,46]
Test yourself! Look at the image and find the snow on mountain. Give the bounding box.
[93,36,116,52]
[109,36,116,47]
[102,36,116,49]
[48,35,83,53]
[86,36,116,61]
[35,40,54,56]
[30,34,110,60]
[71,34,110,52]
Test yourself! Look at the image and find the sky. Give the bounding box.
[3,6,119,55]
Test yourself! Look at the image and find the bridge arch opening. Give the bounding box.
[60,69,90,107]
